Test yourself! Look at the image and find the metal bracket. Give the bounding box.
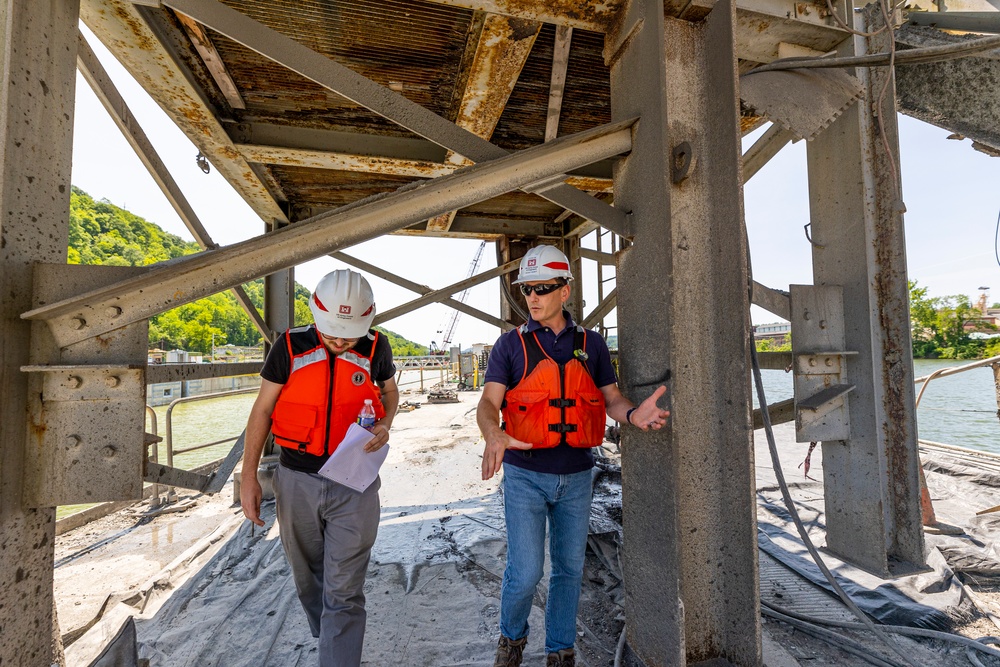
[790,285,855,442]
[797,382,855,411]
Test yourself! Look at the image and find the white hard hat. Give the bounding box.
[513,245,574,284]
[309,270,376,338]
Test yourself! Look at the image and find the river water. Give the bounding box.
[57,362,998,518]
[755,358,1000,454]
[160,360,999,467]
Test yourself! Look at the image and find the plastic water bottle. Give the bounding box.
[357,399,376,431]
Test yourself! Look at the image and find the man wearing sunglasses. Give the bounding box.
[477,246,669,667]
[241,269,398,667]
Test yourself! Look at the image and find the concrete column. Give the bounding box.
[0,0,80,664]
[804,10,924,574]
[610,0,759,664]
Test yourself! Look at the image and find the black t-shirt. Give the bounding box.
[262,326,395,473]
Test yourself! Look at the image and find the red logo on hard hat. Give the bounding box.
[313,294,329,312]
[339,305,351,314]
[527,258,537,267]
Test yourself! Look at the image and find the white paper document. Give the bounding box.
[317,423,388,492]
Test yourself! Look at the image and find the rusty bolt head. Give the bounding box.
[809,358,817,367]
[803,310,811,321]
[105,375,121,388]
[64,375,83,389]
[106,306,123,318]
[70,317,87,330]
[825,357,833,367]
[101,446,117,459]
[819,319,827,330]
[66,434,81,447]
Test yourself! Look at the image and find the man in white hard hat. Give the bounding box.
[241,269,398,667]
[477,245,669,667]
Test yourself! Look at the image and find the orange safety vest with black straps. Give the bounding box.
[501,325,606,449]
[270,326,386,457]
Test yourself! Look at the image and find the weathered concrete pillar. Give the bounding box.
[0,0,80,664]
[610,0,759,664]
[804,10,924,575]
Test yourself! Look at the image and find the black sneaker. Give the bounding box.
[493,635,527,667]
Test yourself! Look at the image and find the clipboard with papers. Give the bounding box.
[317,423,389,492]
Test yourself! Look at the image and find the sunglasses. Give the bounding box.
[519,282,565,296]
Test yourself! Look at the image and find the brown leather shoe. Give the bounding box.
[545,648,575,667]
[493,635,527,667]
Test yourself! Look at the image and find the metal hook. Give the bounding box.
[803,223,825,249]
[196,152,211,174]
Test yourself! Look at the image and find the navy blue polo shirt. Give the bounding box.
[484,311,617,475]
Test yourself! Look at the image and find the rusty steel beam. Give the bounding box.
[174,11,246,109]
[77,32,272,343]
[79,0,287,224]
[450,14,540,159]
[23,118,634,348]
[429,13,541,232]
[419,0,847,64]
[163,0,629,237]
[238,143,614,193]
[238,144,454,179]
[545,26,573,142]
[417,0,617,31]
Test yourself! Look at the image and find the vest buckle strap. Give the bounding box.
[549,398,576,408]
[548,423,578,433]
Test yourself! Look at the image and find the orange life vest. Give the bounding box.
[501,325,606,449]
[270,326,386,456]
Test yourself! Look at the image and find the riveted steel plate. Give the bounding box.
[23,264,148,507]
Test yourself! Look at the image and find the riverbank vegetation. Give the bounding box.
[68,187,428,356]
[910,281,1000,360]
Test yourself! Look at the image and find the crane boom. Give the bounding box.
[440,241,486,347]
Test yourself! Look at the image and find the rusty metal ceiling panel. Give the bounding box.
[492,24,610,150]
[271,166,417,207]
[206,0,475,136]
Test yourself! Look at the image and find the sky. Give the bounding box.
[70,28,1000,349]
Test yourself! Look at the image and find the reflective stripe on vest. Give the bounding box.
[271,327,386,456]
[500,327,606,449]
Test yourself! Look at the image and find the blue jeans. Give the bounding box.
[500,463,593,654]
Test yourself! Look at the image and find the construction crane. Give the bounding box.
[436,241,486,350]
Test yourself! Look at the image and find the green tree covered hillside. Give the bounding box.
[68,187,427,356]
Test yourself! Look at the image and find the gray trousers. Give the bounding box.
[274,465,380,667]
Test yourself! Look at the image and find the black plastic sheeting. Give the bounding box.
[589,441,1000,632]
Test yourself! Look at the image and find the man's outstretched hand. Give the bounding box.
[629,385,670,431]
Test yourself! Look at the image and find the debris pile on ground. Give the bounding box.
[426,383,459,404]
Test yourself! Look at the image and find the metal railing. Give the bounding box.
[145,387,259,505]
[914,353,1000,413]
[395,356,453,391]
[163,388,259,466]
